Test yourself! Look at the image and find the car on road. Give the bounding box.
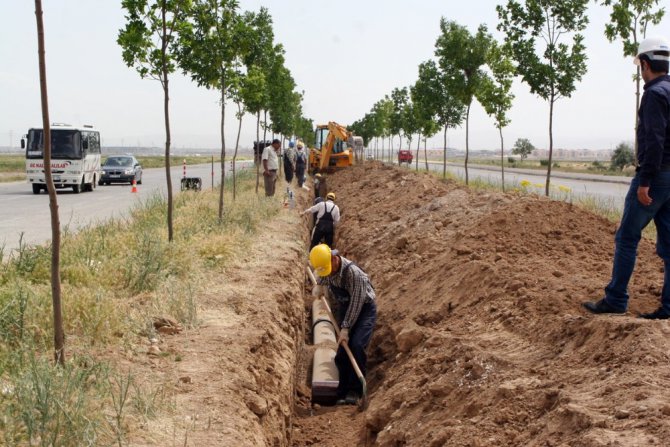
[99,155,142,185]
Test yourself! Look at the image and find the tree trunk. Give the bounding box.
[233,102,243,200]
[381,136,384,163]
[465,101,471,185]
[499,126,505,193]
[218,77,226,222]
[415,132,421,172]
[35,0,64,366]
[443,126,447,179]
[161,5,174,242]
[255,110,260,194]
[545,97,555,197]
[424,136,429,171]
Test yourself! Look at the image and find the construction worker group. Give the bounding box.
[301,173,378,406]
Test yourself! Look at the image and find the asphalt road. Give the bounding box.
[420,161,631,206]
[0,160,254,254]
[0,159,631,255]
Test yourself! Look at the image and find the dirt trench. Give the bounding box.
[126,162,670,446]
[291,162,670,446]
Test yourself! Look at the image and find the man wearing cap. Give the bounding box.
[262,139,281,196]
[301,192,340,249]
[310,243,377,405]
[584,37,670,319]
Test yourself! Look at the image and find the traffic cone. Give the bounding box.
[131,179,138,193]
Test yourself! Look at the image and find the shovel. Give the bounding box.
[306,267,368,410]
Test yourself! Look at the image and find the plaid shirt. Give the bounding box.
[319,256,375,329]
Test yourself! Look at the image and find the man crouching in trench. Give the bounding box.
[309,243,377,405]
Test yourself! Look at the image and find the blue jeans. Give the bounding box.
[605,172,670,312]
[335,300,376,398]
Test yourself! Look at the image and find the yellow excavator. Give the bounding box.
[309,121,362,173]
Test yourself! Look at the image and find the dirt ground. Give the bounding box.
[293,162,670,446]
[125,161,670,446]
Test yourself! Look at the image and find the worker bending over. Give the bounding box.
[301,192,340,249]
[310,244,377,405]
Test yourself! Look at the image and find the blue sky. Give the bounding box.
[1,1,668,151]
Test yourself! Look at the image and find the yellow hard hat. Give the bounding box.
[310,244,332,277]
[326,192,336,201]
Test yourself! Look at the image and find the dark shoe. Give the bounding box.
[639,308,670,320]
[344,394,359,405]
[582,299,625,315]
[335,392,358,405]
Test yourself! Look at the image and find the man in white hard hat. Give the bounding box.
[584,36,670,319]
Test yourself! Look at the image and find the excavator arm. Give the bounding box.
[319,122,351,171]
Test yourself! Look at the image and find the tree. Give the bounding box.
[118,0,191,241]
[416,60,466,179]
[34,0,65,366]
[435,19,493,184]
[177,0,245,220]
[241,7,274,193]
[512,138,535,160]
[477,41,515,191]
[497,0,589,196]
[389,87,409,159]
[411,65,440,172]
[610,141,635,170]
[600,0,665,158]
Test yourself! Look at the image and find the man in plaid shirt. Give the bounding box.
[310,244,377,405]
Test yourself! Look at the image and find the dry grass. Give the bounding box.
[0,169,281,444]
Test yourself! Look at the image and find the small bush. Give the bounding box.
[539,159,549,166]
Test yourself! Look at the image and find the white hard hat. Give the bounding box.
[634,36,670,65]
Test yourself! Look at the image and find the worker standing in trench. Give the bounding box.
[309,244,377,405]
[301,192,340,249]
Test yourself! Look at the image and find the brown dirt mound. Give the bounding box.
[293,162,670,446]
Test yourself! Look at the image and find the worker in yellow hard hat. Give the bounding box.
[309,244,377,405]
[301,191,340,249]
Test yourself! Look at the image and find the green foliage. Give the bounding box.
[497,0,589,195]
[417,60,466,131]
[118,0,191,82]
[512,138,535,160]
[435,19,493,108]
[590,160,607,171]
[477,41,515,131]
[601,0,666,57]
[496,0,589,103]
[389,87,409,139]
[610,141,635,170]
[539,159,549,166]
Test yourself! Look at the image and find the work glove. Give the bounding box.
[312,285,324,298]
[338,328,349,345]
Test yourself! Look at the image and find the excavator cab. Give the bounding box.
[309,122,354,173]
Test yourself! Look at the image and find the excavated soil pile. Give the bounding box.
[293,162,670,446]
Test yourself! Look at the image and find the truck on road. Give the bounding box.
[398,149,413,165]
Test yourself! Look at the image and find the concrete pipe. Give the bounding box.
[311,298,339,403]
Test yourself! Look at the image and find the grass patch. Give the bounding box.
[0,169,281,444]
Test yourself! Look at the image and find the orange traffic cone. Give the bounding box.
[131,179,138,193]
